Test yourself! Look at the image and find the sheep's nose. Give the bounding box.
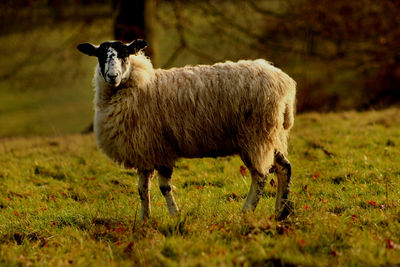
[107,73,118,80]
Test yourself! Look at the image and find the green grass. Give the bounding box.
[1,108,400,266]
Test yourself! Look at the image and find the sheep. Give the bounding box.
[77,39,296,220]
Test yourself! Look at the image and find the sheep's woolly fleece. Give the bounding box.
[93,53,296,175]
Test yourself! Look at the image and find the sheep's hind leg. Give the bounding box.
[274,151,293,220]
[157,166,179,217]
[242,168,267,212]
[138,169,154,220]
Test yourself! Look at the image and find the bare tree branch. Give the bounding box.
[161,0,218,68]
[247,0,284,18]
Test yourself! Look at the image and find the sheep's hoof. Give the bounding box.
[276,200,294,221]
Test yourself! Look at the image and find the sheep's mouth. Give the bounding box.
[107,80,119,86]
[105,77,121,87]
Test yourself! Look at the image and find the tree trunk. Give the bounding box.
[113,0,158,67]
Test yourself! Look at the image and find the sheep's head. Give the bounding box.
[77,39,147,87]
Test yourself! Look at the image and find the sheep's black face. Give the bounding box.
[96,42,130,86]
[77,40,147,87]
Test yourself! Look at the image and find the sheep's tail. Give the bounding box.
[282,79,296,130]
[283,101,294,130]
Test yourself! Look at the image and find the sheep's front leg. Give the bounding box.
[138,169,154,220]
[157,166,179,217]
[242,170,267,212]
[274,152,293,220]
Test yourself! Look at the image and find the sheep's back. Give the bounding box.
[143,60,291,159]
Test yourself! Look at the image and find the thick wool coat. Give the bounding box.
[93,54,296,174]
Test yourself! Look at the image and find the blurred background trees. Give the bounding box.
[113,0,158,66]
[171,0,400,111]
[0,0,399,136]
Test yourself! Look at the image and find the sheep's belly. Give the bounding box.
[179,148,238,159]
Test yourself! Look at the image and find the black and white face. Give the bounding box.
[77,40,147,87]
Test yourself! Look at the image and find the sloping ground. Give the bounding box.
[0,108,399,266]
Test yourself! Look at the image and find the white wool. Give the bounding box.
[92,54,296,175]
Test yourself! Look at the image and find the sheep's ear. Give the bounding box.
[126,39,147,55]
[77,43,98,57]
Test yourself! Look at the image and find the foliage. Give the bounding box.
[0,108,400,266]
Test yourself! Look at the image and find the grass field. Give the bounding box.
[0,108,399,266]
